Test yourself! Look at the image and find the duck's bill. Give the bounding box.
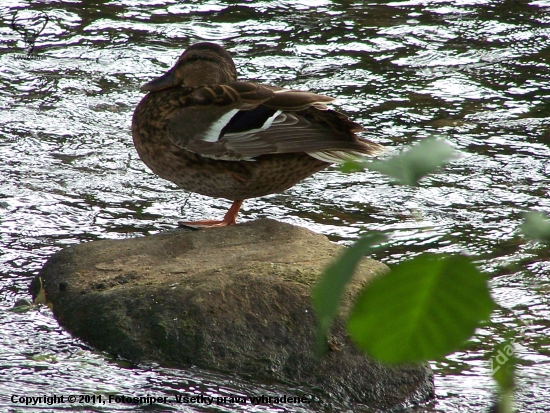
[141,70,177,92]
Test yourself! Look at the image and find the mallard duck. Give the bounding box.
[132,42,383,227]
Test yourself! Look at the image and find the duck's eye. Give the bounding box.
[187,54,201,62]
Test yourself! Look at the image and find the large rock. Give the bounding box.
[35,219,434,410]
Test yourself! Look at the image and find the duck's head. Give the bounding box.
[141,42,238,92]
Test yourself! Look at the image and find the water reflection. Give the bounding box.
[1,0,549,411]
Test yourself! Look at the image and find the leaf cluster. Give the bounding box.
[314,138,543,412]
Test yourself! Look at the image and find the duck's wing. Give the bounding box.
[165,82,383,161]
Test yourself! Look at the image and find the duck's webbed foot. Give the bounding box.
[178,200,243,229]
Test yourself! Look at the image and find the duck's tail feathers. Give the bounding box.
[307,149,372,164]
[308,140,385,163]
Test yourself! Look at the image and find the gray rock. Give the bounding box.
[35,219,434,410]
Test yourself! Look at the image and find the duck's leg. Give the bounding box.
[179,200,243,229]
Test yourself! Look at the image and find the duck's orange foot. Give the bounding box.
[178,200,243,229]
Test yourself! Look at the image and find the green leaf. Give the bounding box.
[340,159,366,173]
[521,211,550,242]
[312,232,387,356]
[491,338,516,391]
[491,337,517,413]
[366,138,458,186]
[347,254,495,363]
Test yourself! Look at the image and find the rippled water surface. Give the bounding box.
[1,0,549,411]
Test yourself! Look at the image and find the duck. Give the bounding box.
[132,42,383,228]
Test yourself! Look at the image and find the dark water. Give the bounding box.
[1,0,549,411]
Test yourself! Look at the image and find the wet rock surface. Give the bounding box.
[36,219,434,410]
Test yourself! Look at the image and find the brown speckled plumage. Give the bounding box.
[132,42,383,226]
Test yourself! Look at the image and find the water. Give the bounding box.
[1,0,549,411]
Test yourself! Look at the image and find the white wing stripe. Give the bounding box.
[201,109,240,142]
[260,110,282,130]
